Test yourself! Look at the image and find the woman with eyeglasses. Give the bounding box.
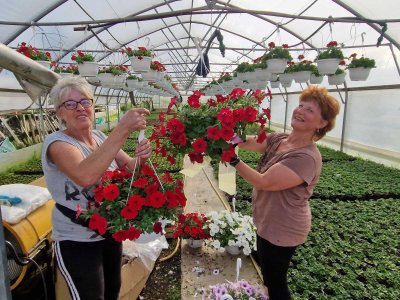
[41,76,151,300]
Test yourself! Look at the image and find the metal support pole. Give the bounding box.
[37,95,47,141]
[0,210,12,300]
[339,82,349,152]
[278,87,289,133]
[105,89,113,132]
[93,86,100,129]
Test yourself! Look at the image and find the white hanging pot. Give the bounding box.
[141,70,159,82]
[254,68,272,81]
[279,73,293,88]
[292,71,311,83]
[310,74,324,84]
[270,81,280,88]
[349,67,372,81]
[266,58,287,74]
[77,61,98,77]
[328,73,346,85]
[316,58,340,75]
[225,245,241,255]
[126,79,138,89]
[98,73,114,86]
[130,56,152,72]
[36,60,51,69]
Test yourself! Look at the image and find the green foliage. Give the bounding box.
[235,62,256,73]
[348,56,376,69]
[210,143,400,299]
[262,47,293,60]
[316,46,344,60]
[290,198,400,299]
[287,61,314,72]
[120,103,133,112]
[313,159,400,199]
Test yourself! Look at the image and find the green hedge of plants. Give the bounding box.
[213,145,400,299]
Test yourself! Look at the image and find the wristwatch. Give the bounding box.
[229,156,241,167]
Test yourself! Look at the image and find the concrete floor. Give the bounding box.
[180,156,263,299]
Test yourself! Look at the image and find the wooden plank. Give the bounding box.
[0,116,25,147]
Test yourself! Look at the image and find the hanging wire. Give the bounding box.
[361,32,367,56]
[350,23,357,46]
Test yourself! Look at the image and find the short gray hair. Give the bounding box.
[50,76,94,109]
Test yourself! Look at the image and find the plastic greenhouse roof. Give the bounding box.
[0,0,400,93]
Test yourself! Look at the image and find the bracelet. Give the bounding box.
[229,156,241,167]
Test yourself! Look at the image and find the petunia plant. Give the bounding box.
[172,212,210,240]
[123,46,153,59]
[150,88,271,165]
[78,163,187,242]
[71,50,95,64]
[16,42,52,61]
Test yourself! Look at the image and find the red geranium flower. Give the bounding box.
[192,138,207,153]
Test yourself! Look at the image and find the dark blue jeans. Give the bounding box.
[256,235,297,300]
[55,239,122,300]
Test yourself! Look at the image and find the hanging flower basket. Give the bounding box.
[279,73,293,88]
[292,70,311,83]
[130,56,152,72]
[328,73,346,85]
[266,58,287,74]
[310,74,324,84]
[348,67,372,81]
[36,60,52,69]
[141,70,159,82]
[316,58,340,75]
[98,73,114,87]
[77,61,99,77]
[270,80,280,88]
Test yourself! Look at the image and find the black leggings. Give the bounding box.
[55,239,122,300]
[257,235,297,300]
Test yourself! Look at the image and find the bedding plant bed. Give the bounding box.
[215,144,400,299]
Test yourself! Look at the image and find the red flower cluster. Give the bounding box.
[150,61,166,72]
[124,46,153,59]
[81,164,187,242]
[71,50,95,64]
[16,42,52,61]
[327,41,338,48]
[173,212,210,240]
[150,87,271,165]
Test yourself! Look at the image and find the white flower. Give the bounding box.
[211,239,221,249]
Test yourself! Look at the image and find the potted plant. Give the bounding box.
[54,64,79,76]
[278,63,294,88]
[150,88,270,165]
[71,50,98,76]
[78,164,186,242]
[126,74,142,89]
[142,61,166,82]
[261,42,292,74]
[270,78,280,88]
[172,212,210,248]
[205,210,256,256]
[316,41,344,75]
[235,62,256,81]
[289,55,314,83]
[124,46,153,72]
[347,53,376,81]
[328,68,346,85]
[203,280,268,299]
[98,65,128,88]
[309,64,324,84]
[16,42,52,68]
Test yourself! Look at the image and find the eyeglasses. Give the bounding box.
[62,99,93,110]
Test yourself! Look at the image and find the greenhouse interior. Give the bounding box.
[0,0,399,299]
